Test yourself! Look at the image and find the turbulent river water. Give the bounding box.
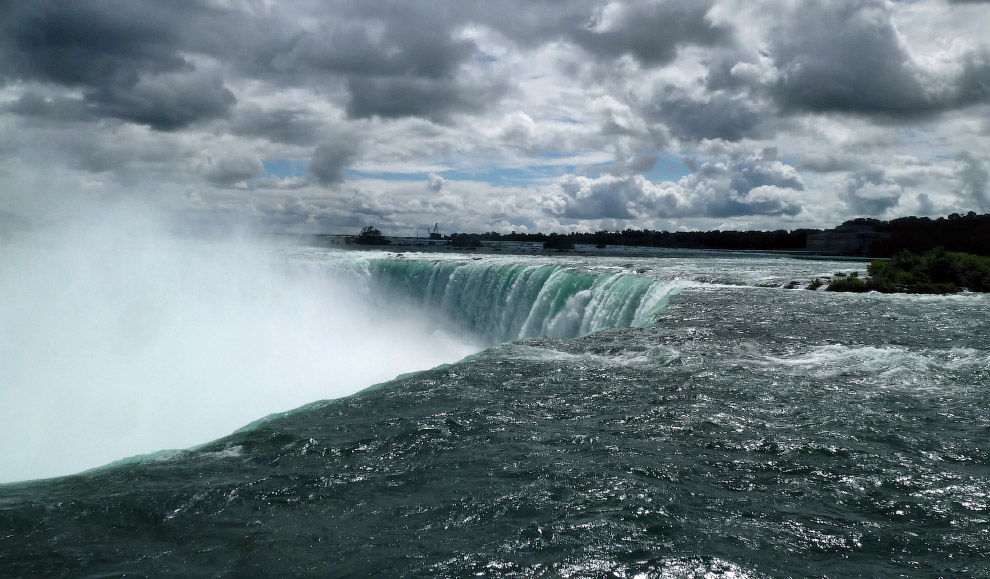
[1,244,988,578]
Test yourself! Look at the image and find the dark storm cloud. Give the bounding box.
[260,3,510,121]
[957,47,990,105]
[87,70,235,131]
[844,167,902,215]
[201,156,264,187]
[638,1,989,143]
[770,0,934,117]
[427,173,445,192]
[572,0,731,65]
[769,0,990,119]
[330,0,731,72]
[347,192,400,217]
[557,177,641,220]
[1,0,988,230]
[309,140,361,186]
[345,76,509,122]
[270,16,476,80]
[955,152,990,211]
[647,88,773,141]
[230,107,323,146]
[797,154,867,173]
[0,0,192,86]
[629,34,783,142]
[616,152,661,175]
[0,0,236,130]
[3,92,93,123]
[0,0,737,135]
[0,0,506,128]
[699,196,802,219]
[342,0,595,49]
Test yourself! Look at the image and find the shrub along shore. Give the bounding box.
[825,249,990,294]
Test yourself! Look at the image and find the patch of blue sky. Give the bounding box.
[642,153,693,183]
[345,170,426,182]
[347,160,576,186]
[536,151,583,160]
[437,165,568,184]
[263,159,308,179]
[277,149,694,188]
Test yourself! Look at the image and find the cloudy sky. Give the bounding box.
[1,0,989,235]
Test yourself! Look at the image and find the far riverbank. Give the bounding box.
[284,234,877,262]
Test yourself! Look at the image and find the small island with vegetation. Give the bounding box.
[825,248,990,294]
[542,234,575,251]
[349,226,390,246]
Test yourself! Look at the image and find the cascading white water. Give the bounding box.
[359,259,680,345]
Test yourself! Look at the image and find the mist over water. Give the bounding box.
[0,211,479,483]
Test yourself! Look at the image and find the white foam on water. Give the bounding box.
[763,345,919,372]
[500,342,681,369]
[755,344,990,387]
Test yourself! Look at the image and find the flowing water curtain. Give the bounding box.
[363,259,680,343]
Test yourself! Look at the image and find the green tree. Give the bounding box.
[353,226,389,245]
[543,234,575,251]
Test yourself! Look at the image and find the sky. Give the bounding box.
[1,0,989,235]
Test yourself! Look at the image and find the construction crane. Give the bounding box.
[429,223,442,240]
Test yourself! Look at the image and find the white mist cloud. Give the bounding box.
[0,205,478,482]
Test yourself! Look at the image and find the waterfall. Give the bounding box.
[361,258,680,345]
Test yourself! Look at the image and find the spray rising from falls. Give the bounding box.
[0,227,681,483]
[0,230,488,483]
[357,258,681,345]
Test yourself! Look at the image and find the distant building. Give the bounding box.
[806,225,890,256]
[428,223,442,240]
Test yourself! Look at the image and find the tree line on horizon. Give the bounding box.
[446,211,990,257]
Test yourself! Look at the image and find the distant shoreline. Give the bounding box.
[281,211,990,260]
[287,234,874,262]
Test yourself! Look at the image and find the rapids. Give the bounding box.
[2,240,988,577]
